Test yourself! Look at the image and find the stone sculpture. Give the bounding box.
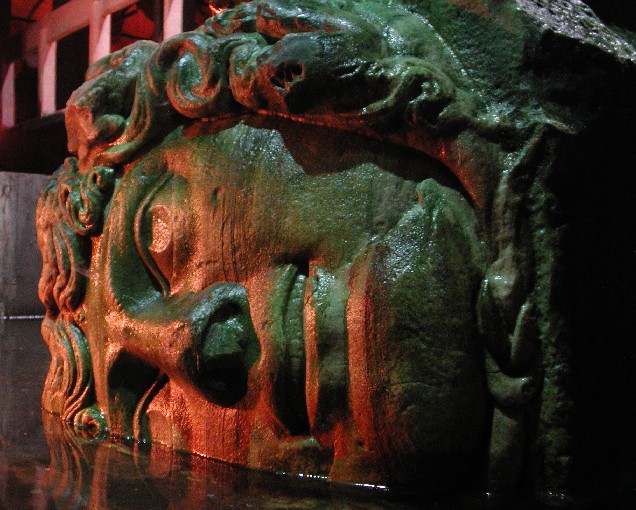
[36,0,636,504]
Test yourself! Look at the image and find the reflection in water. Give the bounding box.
[2,319,430,510]
[39,413,429,510]
[3,319,634,509]
[43,415,100,509]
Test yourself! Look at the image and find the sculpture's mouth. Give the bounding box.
[271,262,311,435]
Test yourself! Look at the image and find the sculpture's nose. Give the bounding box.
[184,282,259,406]
[107,282,260,408]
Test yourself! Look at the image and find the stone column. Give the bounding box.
[0,173,49,318]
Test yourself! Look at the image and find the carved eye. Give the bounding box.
[148,204,174,285]
[134,173,188,297]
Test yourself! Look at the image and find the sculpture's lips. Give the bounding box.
[271,262,311,435]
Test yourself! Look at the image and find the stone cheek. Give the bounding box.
[72,120,486,486]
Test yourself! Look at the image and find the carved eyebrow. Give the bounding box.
[133,173,174,297]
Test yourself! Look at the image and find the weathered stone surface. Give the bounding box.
[35,0,636,505]
[0,172,48,317]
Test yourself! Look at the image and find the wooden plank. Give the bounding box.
[38,28,57,116]
[25,0,138,51]
[90,2,112,63]
[1,62,16,128]
[164,0,184,39]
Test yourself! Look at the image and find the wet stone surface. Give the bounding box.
[1,319,635,509]
[29,0,636,503]
[0,319,452,509]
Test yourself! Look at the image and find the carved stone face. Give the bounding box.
[36,0,636,500]
[34,0,504,489]
[74,116,488,484]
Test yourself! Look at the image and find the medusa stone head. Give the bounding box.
[37,0,542,490]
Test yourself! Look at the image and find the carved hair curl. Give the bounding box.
[64,0,481,176]
[36,157,114,426]
[36,158,114,315]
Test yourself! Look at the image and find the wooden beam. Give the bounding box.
[90,0,112,63]
[1,63,16,128]
[38,27,57,116]
[25,0,138,53]
[164,0,184,39]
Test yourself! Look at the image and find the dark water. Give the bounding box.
[1,319,633,510]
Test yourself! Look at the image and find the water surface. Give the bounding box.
[1,318,632,510]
